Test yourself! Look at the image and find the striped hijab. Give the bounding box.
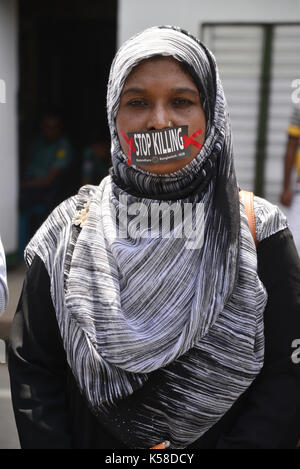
[25,26,287,448]
[0,236,8,314]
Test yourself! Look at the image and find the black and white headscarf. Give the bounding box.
[25,26,287,448]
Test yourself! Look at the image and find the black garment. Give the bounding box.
[8,228,300,449]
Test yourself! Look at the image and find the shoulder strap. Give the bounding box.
[239,190,257,247]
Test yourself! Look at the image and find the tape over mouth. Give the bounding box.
[124,125,192,165]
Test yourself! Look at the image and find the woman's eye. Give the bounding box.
[173,98,193,106]
[127,99,147,107]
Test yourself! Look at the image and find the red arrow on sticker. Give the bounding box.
[120,129,136,165]
[183,128,202,150]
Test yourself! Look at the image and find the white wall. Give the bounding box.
[0,0,18,254]
[118,0,300,46]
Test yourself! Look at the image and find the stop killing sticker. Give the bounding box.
[127,125,190,165]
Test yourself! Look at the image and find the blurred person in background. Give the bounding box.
[81,134,111,186]
[280,103,300,254]
[0,236,8,314]
[19,110,73,252]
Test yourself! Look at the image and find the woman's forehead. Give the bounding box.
[122,56,197,89]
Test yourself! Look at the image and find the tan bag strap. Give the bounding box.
[239,190,257,247]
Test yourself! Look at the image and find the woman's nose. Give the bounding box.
[146,104,172,130]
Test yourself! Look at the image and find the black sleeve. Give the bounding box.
[8,255,72,449]
[216,227,300,449]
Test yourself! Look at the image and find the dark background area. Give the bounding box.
[18,0,117,196]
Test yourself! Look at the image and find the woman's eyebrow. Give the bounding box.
[121,87,199,96]
[121,87,146,96]
[170,87,199,95]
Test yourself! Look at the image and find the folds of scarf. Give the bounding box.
[24,183,288,447]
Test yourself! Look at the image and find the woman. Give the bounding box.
[8,26,300,449]
[0,236,8,314]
